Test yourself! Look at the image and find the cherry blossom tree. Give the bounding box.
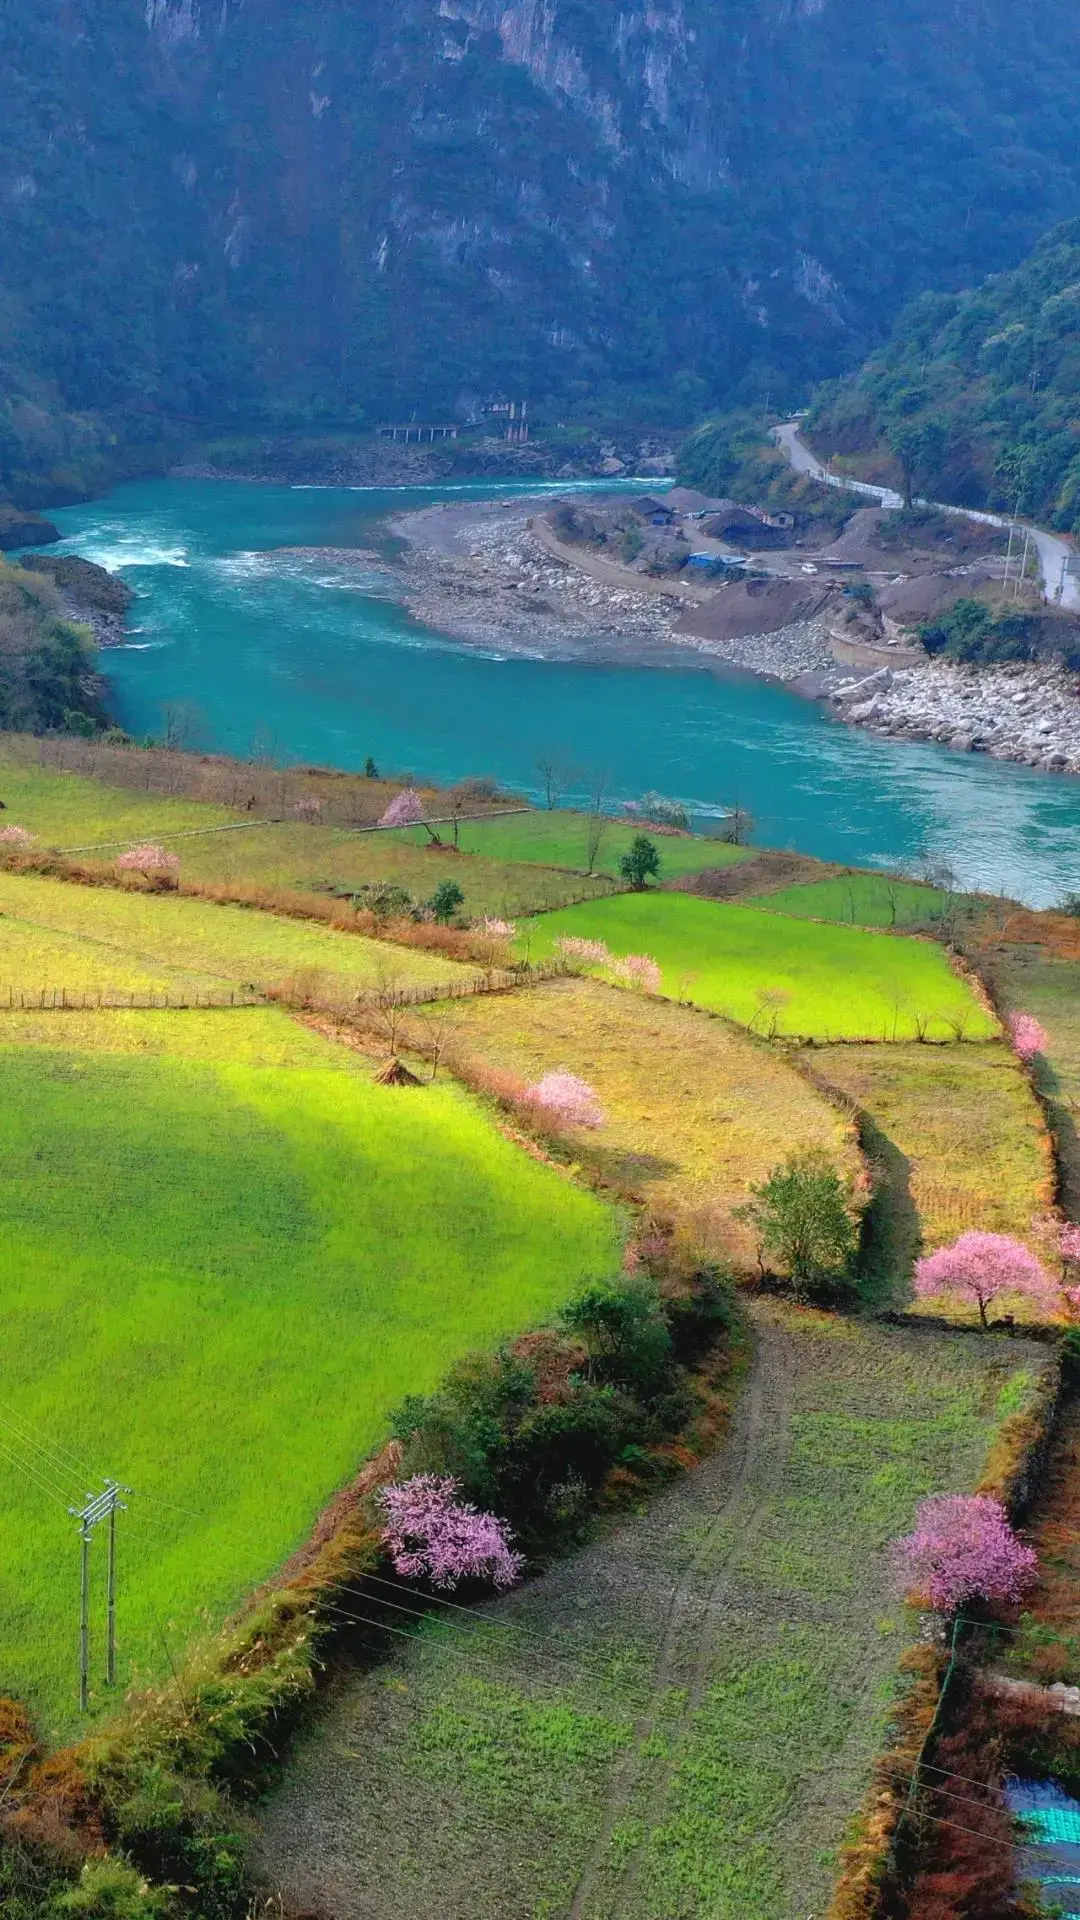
[612,953,662,995]
[380,1474,523,1590]
[114,843,180,887]
[552,935,612,969]
[525,1069,604,1128]
[1009,1012,1049,1061]
[0,825,34,850]
[378,787,425,829]
[914,1231,1057,1327]
[475,916,516,940]
[893,1493,1037,1612]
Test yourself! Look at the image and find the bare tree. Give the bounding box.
[360,955,411,1059]
[414,1003,463,1081]
[583,768,610,876]
[536,754,574,812]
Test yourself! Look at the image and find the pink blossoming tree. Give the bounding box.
[914,1231,1057,1327]
[380,1474,523,1591]
[552,935,612,969]
[476,916,516,940]
[893,1493,1037,1612]
[114,843,180,887]
[526,1069,604,1129]
[378,788,425,829]
[612,952,662,995]
[0,825,34,850]
[1008,1012,1049,1061]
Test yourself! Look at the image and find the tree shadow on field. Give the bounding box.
[1033,1061,1080,1222]
[586,1146,683,1191]
[857,1114,920,1312]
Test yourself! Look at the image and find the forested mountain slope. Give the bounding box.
[5,0,1080,499]
[808,219,1080,536]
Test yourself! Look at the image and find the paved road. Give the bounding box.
[774,422,1080,611]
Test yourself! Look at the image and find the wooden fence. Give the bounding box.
[0,987,265,1011]
[352,959,571,1011]
[0,964,570,1016]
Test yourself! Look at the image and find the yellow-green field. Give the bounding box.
[446,977,860,1268]
[520,892,996,1042]
[808,1041,1058,1318]
[0,869,472,999]
[0,1006,621,1734]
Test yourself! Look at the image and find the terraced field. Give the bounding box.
[388,811,750,883]
[807,1041,1058,1318]
[0,868,471,999]
[257,1311,1047,1920]
[521,892,996,1042]
[447,976,861,1269]
[0,1006,620,1734]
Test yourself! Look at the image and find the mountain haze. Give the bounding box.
[4,0,1080,496]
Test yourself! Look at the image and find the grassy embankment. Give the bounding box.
[446,975,861,1269]
[257,1314,1049,1920]
[519,891,996,1043]
[0,1006,621,1735]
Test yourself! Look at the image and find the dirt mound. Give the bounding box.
[878,569,996,627]
[676,576,831,643]
[671,849,837,900]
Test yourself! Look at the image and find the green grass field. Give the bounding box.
[0,869,472,1000]
[519,892,996,1042]
[0,747,243,844]
[747,872,979,930]
[257,1311,1047,1919]
[388,811,750,882]
[0,1007,620,1735]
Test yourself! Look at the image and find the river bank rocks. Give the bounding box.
[393,502,683,660]
[830,660,1080,772]
[15,553,136,648]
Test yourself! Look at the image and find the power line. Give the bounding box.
[0,1439,74,1508]
[319,1600,651,1701]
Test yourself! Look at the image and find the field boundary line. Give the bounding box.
[52,807,532,855]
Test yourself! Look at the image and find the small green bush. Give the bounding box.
[51,1859,170,1920]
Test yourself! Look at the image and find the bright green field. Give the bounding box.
[0,1008,620,1735]
[388,810,750,882]
[520,892,996,1042]
[0,870,472,999]
[0,747,241,844]
[747,873,975,930]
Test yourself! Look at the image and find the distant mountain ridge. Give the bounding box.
[5,0,1080,499]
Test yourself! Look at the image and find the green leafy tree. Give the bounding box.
[735,1149,858,1295]
[618,834,660,891]
[886,418,949,508]
[429,879,465,923]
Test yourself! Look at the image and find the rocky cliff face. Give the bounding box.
[4,0,1080,476]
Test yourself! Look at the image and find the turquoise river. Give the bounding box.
[49,476,1080,907]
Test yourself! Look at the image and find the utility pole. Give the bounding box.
[1015,527,1032,602]
[1003,513,1016,594]
[69,1481,128,1711]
